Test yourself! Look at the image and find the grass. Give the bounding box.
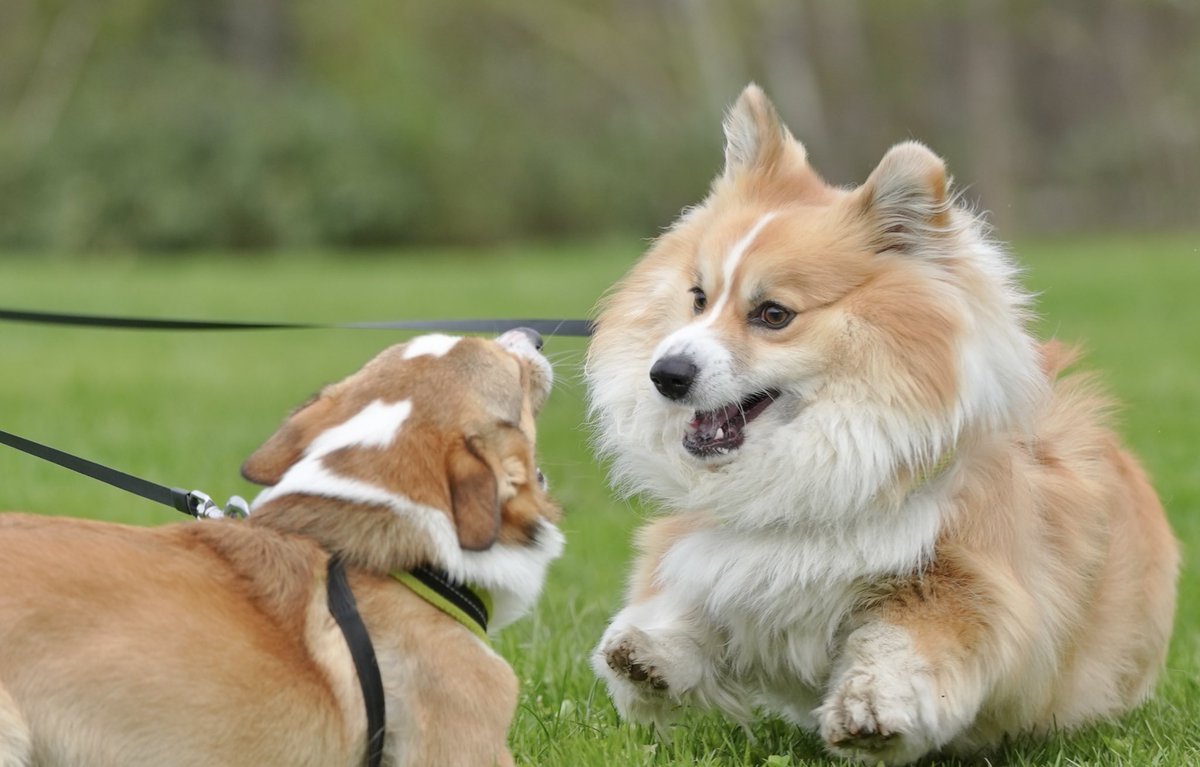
[1,233,1198,765]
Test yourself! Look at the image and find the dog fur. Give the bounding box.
[0,330,562,767]
[586,85,1178,764]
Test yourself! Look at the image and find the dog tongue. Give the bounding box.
[682,390,777,456]
[689,404,742,439]
[684,403,746,454]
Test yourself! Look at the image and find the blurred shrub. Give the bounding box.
[0,0,715,253]
[1,67,416,251]
[0,0,1196,253]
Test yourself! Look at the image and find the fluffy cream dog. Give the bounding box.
[0,330,562,767]
[586,85,1178,764]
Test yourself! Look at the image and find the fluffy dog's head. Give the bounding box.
[587,85,1044,536]
[244,330,562,628]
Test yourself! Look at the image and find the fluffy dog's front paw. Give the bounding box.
[818,669,910,751]
[816,662,945,763]
[592,622,705,729]
[602,627,671,692]
[814,622,962,765]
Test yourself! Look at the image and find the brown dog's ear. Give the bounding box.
[241,393,335,486]
[856,141,951,252]
[446,434,501,551]
[722,83,799,178]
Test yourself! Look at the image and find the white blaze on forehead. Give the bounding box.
[652,211,778,364]
[306,399,412,458]
[700,211,777,329]
[403,334,461,359]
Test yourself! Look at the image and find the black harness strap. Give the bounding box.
[327,557,387,767]
[0,307,593,337]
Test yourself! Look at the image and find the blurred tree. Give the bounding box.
[964,0,1020,230]
[223,0,293,81]
[0,0,1195,253]
[12,0,102,147]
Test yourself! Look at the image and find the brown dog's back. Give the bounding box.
[0,514,358,767]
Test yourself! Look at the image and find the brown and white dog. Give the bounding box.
[586,85,1178,764]
[0,330,563,767]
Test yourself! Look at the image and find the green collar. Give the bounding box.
[391,568,492,645]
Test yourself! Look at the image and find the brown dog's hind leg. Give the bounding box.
[406,671,517,767]
[0,683,32,767]
[395,628,519,767]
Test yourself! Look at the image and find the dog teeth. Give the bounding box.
[714,427,725,440]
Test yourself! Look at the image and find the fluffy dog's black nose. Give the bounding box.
[511,327,543,351]
[649,355,697,400]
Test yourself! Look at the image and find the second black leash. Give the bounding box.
[0,307,593,337]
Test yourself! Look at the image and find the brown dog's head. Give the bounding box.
[242,331,562,607]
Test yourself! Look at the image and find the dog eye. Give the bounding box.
[536,468,547,490]
[751,302,795,329]
[690,287,707,314]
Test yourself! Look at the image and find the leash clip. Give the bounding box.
[185,490,250,520]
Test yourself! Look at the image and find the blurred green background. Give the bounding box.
[1,0,1197,253]
[2,2,1199,764]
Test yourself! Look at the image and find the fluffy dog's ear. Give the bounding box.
[241,392,333,486]
[446,434,501,551]
[723,83,800,178]
[857,141,951,251]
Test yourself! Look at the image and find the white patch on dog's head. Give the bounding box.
[699,212,778,327]
[403,334,460,359]
[649,212,777,410]
[251,398,411,510]
[306,399,412,457]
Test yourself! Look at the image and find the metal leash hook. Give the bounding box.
[185,490,250,520]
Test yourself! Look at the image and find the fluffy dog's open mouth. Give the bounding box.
[683,390,778,457]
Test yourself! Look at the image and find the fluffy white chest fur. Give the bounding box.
[600,480,948,730]
[664,528,864,702]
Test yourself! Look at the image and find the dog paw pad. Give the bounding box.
[604,637,670,692]
[818,670,920,756]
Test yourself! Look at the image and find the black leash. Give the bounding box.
[327,556,387,767]
[0,427,247,519]
[0,307,593,337]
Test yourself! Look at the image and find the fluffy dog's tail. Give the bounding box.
[1038,339,1083,380]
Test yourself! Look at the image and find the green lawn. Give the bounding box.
[1,234,1197,765]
